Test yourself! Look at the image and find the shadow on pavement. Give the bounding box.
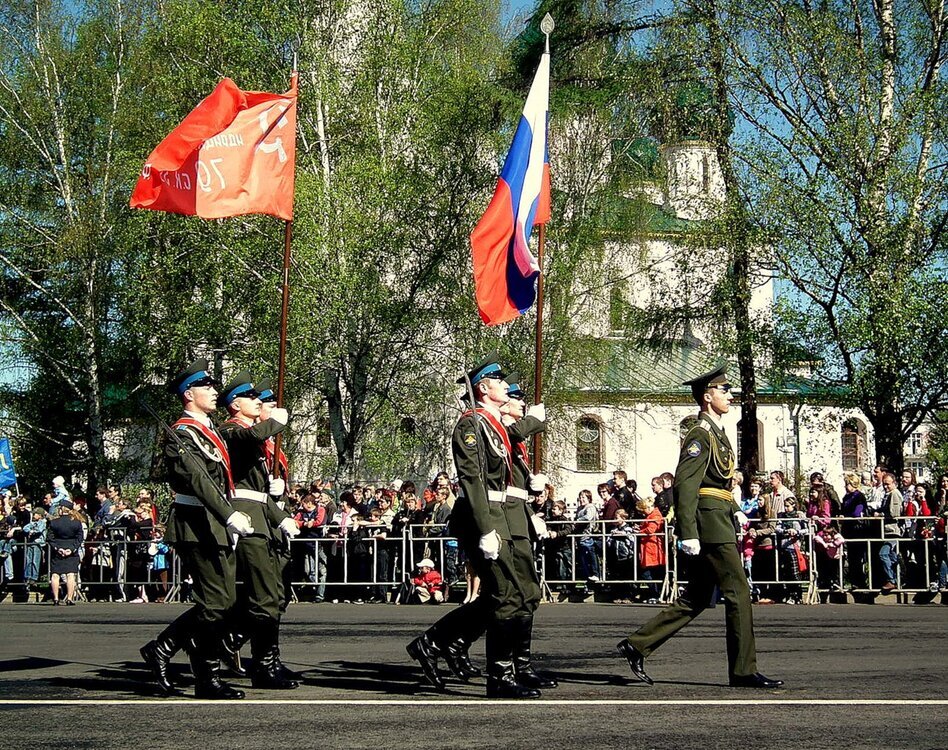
[300,660,466,696]
[45,661,194,698]
[0,657,72,673]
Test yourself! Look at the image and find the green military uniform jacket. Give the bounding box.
[674,412,739,544]
[218,417,291,544]
[451,409,515,546]
[506,415,546,540]
[165,413,235,548]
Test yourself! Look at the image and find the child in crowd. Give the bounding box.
[148,525,170,603]
[607,509,636,601]
[635,497,666,603]
[776,497,809,603]
[813,524,845,591]
[410,558,444,604]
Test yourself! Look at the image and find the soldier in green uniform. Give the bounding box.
[616,366,784,689]
[255,378,294,612]
[406,355,547,698]
[140,359,253,700]
[218,371,300,690]
[256,377,303,682]
[500,373,557,690]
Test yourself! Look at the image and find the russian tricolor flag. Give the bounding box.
[470,51,551,326]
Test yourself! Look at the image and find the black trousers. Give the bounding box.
[235,536,281,623]
[428,537,540,646]
[162,541,237,646]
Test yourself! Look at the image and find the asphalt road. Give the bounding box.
[1,600,945,749]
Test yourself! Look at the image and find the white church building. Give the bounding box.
[539,140,909,503]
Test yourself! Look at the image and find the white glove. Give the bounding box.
[734,511,749,527]
[268,477,286,497]
[526,402,546,422]
[226,511,254,537]
[479,530,501,560]
[680,538,701,556]
[529,514,549,539]
[270,407,289,425]
[279,517,300,538]
[529,473,548,493]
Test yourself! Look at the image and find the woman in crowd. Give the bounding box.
[48,503,84,605]
[805,487,832,529]
[127,502,155,603]
[574,489,601,586]
[840,476,870,589]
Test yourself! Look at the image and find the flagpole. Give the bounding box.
[532,14,553,475]
[532,223,546,474]
[274,61,298,477]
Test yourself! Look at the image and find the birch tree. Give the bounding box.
[722,0,948,470]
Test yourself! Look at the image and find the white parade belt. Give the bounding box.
[487,486,528,503]
[232,489,268,504]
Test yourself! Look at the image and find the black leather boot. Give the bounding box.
[250,620,299,689]
[221,630,247,677]
[441,639,481,681]
[189,632,244,700]
[140,633,184,696]
[273,620,303,682]
[406,632,445,691]
[485,620,540,699]
[512,615,557,689]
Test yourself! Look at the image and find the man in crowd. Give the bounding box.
[611,470,636,514]
[141,359,253,699]
[617,366,783,689]
[768,471,795,520]
[879,471,904,592]
[654,473,674,517]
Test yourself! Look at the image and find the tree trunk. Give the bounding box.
[870,402,903,474]
[704,0,760,482]
[323,368,352,480]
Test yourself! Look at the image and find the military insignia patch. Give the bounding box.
[687,440,702,457]
[463,432,477,447]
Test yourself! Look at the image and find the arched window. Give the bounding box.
[576,416,604,472]
[841,418,867,472]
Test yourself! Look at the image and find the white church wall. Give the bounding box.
[545,398,881,511]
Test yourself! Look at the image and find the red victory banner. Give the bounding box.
[130,77,297,220]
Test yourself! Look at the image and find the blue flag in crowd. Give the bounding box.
[0,438,17,488]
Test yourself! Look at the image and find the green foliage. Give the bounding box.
[724,0,948,467]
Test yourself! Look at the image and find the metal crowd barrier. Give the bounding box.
[1,514,942,604]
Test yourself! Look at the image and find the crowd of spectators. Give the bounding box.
[1,478,168,604]
[2,462,946,606]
